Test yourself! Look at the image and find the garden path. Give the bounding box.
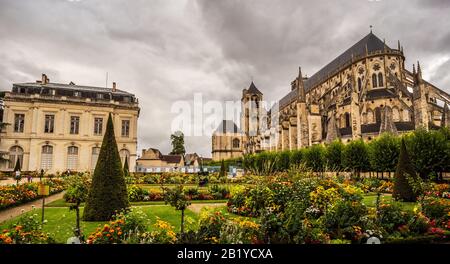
[187,202,226,213]
[0,192,65,224]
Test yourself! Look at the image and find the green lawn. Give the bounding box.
[0,205,198,244]
[362,193,417,211]
[45,199,227,208]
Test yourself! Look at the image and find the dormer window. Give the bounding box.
[74,91,81,97]
[97,93,104,99]
[50,89,56,96]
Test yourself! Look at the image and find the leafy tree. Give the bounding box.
[83,113,129,221]
[123,157,129,178]
[304,144,325,173]
[325,140,344,171]
[393,139,418,202]
[342,140,370,177]
[163,185,191,236]
[64,174,91,239]
[405,129,448,180]
[368,133,400,173]
[170,131,186,155]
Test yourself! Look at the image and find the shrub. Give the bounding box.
[127,185,150,202]
[393,139,418,202]
[405,128,449,179]
[342,140,370,175]
[303,144,325,172]
[377,202,410,233]
[322,200,368,242]
[368,133,400,173]
[83,114,129,221]
[3,212,55,244]
[421,197,450,222]
[325,140,344,171]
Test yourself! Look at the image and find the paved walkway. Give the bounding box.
[0,192,65,224]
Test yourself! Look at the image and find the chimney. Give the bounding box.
[41,74,49,85]
[112,82,117,92]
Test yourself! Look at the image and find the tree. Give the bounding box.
[393,139,418,202]
[368,133,400,175]
[123,157,129,178]
[83,113,129,221]
[64,174,91,239]
[170,131,186,155]
[219,159,226,179]
[325,140,344,172]
[405,129,448,180]
[163,185,191,236]
[341,140,370,178]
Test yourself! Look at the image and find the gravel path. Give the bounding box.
[0,192,65,224]
[187,203,226,214]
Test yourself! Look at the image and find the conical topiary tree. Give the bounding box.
[219,159,226,178]
[83,113,129,221]
[123,156,129,178]
[393,139,417,202]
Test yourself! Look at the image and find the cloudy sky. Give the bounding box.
[0,0,449,157]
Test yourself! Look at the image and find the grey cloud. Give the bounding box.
[0,0,449,157]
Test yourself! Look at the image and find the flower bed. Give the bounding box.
[0,179,66,211]
[127,184,230,202]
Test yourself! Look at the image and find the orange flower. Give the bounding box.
[118,231,123,236]
[106,234,111,237]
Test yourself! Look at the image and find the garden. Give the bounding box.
[0,122,449,244]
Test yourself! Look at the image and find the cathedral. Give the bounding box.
[211,31,450,161]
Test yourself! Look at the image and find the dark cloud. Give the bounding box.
[0,0,449,157]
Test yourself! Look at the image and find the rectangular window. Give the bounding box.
[44,114,55,133]
[121,120,130,137]
[14,114,25,133]
[94,117,103,135]
[70,116,80,134]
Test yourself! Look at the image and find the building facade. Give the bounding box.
[212,32,450,161]
[136,148,184,172]
[0,74,140,173]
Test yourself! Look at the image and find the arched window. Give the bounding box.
[91,147,101,170]
[9,146,23,169]
[367,109,374,124]
[119,149,130,167]
[344,113,351,128]
[232,138,240,148]
[41,145,53,170]
[67,146,78,170]
[378,73,384,87]
[357,78,362,92]
[372,74,378,88]
[392,107,400,122]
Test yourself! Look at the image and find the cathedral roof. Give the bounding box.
[279,32,392,108]
[214,120,242,134]
[304,32,392,92]
[247,81,263,95]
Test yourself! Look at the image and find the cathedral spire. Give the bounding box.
[298,66,305,102]
[397,40,401,50]
[417,61,422,78]
[412,64,416,76]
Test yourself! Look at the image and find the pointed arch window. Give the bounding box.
[357,78,362,92]
[378,73,384,87]
[372,74,378,88]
